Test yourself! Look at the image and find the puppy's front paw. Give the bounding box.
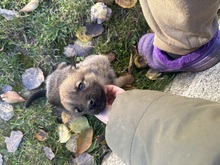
[57,62,67,69]
[102,52,115,62]
[123,74,134,85]
[114,74,134,87]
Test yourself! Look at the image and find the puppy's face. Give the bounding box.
[59,69,106,115]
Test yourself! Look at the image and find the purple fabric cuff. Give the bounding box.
[153,30,220,70]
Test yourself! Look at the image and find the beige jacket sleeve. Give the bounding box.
[139,0,220,54]
[106,90,220,165]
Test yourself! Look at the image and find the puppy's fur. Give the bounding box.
[25,54,134,116]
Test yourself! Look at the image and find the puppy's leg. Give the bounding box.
[102,52,115,62]
[56,62,67,70]
[114,74,134,87]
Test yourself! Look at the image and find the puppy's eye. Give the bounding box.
[74,107,82,113]
[78,82,85,91]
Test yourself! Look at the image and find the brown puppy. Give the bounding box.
[26,54,134,116]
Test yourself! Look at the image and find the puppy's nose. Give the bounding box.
[87,99,96,110]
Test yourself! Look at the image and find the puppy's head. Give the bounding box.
[59,68,106,115]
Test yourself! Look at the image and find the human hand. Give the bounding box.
[95,85,125,124]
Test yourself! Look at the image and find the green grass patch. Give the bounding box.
[0,0,175,164]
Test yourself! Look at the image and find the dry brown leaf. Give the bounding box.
[20,0,40,12]
[65,134,79,153]
[97,0,114,5]
[69,116,90,134]
[61,111,75,125]
[134,54,148,69]
[76,127,93,156]
[5,130,23,152]
[0,102,14,121]
[76,27,92,42]
[35,129,48,142]
[1,91,25,104]
[0,153,3,165]
[43,146,55,160]
[1,85,12,93]
[58,124,71,143]
[91,2,112,24]
[75,153,94,165]
[62,112,91,134]
[115,0,137,8]
[22,68,45,90]
[85,23,104,38]
[145,69,162,80]
[63,40,93,58]
[0,9,19,20]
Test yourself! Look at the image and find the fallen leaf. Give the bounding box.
[76,127,93,155]
[1,85,12,93]
[91,2,112,24]
[5,130,23,152]
[1,91,25,104]
[145,69,162,80]
[0,153,3,165]
[0,101,14,121]
[20,0,40,12]
[63,44,76,58]
[22,68,45,90]
[35,129,48,142]
[76,27,92,42]
[43,146,55,160]
[96,133,106,145]
[85,23,104,37]
[0,9,19,20]
[75,153,94,165]
[58,124,71,143]
[97,0,115,5]
[134,54,148,69]
[69,116,90,134]
[61,111,77,129]
[115,0,137,8]
[61,111,72,124]
[65,134,79,153]
[63,40,93,58]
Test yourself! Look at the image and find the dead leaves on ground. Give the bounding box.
[0,154,2,165]
[35,129,48,142]
[1,91,25,104]
[75,152,94,165]
[58,124,71,143]
[0,102,14,121]
[43,146,55,160]
[0,67,43,121]
[0,0,139,163]
[0,9,19,20]
[76,24,104,43]
[64,23,104,58]
[58,112,94,156]
[5,130,24,153]
[0,0,40,21]
[64,0,137,59]
[19,0,40,13]
[91,2,112,24]
[22,68,45,90]
[63,40,93,58]
[76,127,93,156]
[115,0,138,8]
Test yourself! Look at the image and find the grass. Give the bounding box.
[0,0,175,164]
